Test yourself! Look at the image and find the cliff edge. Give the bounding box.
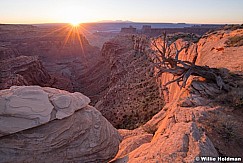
[112,28,243,162]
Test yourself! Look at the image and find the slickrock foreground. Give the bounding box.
[0,86,121,163]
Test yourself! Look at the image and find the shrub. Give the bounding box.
[225,35,243,47]
[215,87,243,109]
[215,118,237,142]
[167,33,200,43]
[223,24,243,31]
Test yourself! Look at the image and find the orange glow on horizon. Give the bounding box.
[70,21,80,27]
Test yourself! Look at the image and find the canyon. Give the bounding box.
[113,27,243,162]
[0,23,243,162]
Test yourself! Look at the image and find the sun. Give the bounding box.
[70,20,80,27]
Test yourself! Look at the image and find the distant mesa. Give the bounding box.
[120,25,137,33]
[98,20,133,23]
[120,24,225,36]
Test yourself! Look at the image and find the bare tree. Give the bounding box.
[150,32,229,92]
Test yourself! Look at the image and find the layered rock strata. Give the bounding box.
[0,86,121,163]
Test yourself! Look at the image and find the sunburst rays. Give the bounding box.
[38,23,89,55]
[62,24,85,54]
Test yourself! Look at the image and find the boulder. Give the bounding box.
[0,86,121,163]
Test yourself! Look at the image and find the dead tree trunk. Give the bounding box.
[150,32,229,91]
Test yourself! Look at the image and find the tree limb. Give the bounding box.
[149,32,229,93]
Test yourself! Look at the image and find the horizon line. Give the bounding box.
[1,21,240,25]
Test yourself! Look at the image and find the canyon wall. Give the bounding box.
[113,28,243,162]
[0,54,73,91]
[0,55,53,89]
[78,35,163,129]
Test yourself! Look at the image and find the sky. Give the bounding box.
[0,0,242,24]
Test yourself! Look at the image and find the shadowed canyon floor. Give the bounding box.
[0,24,243,162]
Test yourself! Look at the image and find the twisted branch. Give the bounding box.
[150,32,229,92]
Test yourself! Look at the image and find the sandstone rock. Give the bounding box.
[0,86,90,136]
[113,102,223,162]
[0,86,121,163]
[0,56,52,89]
[114,122,218,163]
[50,91,90,119]
[0,55,74,91]
[0,46,20,60]
[113,29,243,162]
[196,29,243,73]
[114,131,153,160]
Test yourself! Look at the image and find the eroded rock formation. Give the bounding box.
[112,28,243,162]
[0,46,20,60]
[0,86,121,163]
[0,55,73,91]
[0,56,52,89]
[80,36,163,129]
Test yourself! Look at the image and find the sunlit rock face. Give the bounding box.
[0,86,121,163]
[196,29,243,72]
[114,122,218,162]
[112,28,243,162]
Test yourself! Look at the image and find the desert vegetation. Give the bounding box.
[225,35,243,47]
[215,85,243,109]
